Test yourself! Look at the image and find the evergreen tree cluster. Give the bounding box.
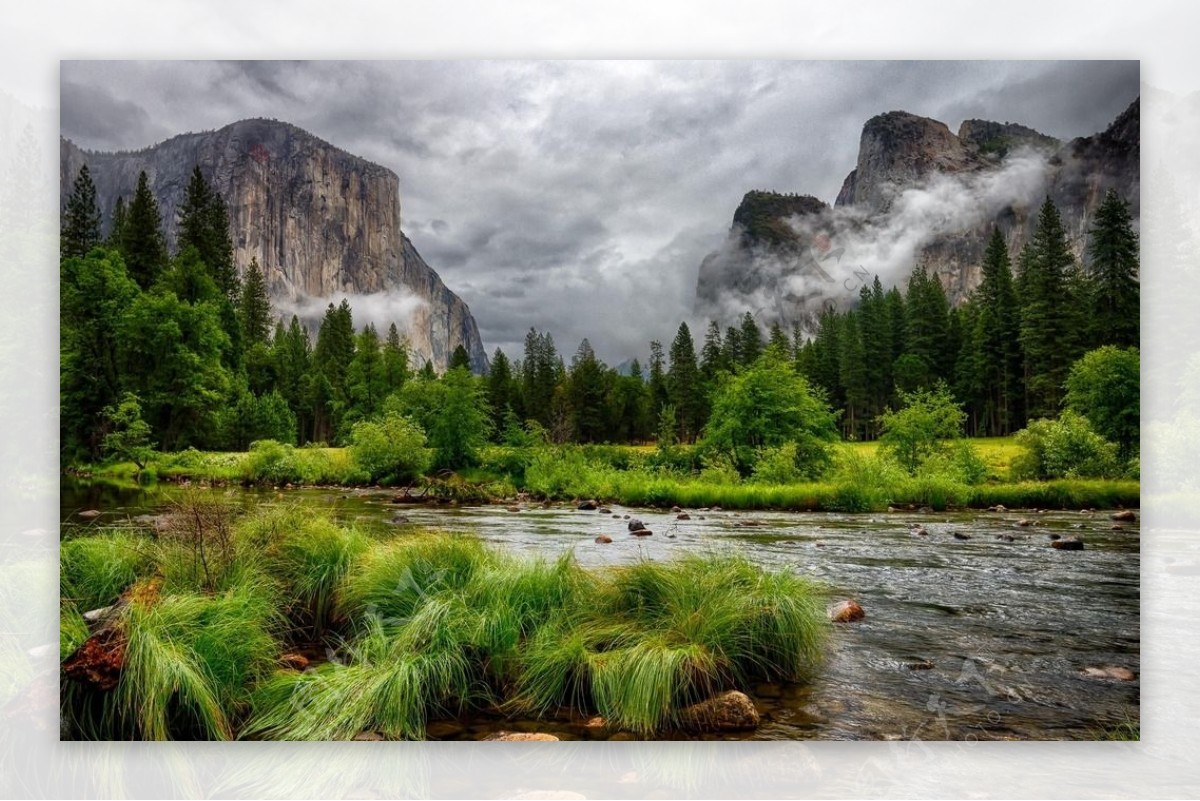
[62,163,1138,462]
[797,194,1139,438]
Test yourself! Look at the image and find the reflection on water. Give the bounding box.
[61,479,1139,740]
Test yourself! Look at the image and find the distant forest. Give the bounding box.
[61,162,1138,460]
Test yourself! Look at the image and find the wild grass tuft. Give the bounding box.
[242,618,475,741]
[234,505,368,633]
[60,530,154,610]
[114,579,281,740]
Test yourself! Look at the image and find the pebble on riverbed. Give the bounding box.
[1082,666,1136,681]
[594,535,612,544]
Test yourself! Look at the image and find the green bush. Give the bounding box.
[751,443,803,484]
[348,413,433,484]
[1011,412,1121,480]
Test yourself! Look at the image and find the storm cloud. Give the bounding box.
[60,60,1139,364]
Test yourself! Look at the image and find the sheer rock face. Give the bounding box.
[695,99,1139,330]
[60,119,487,373]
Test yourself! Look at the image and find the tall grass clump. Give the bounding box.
[233,505,368,634]
[60,603,90,660]
[243,618,475,741]
[514,554,826,735]
[826,450,906,512]
[66,579,283,741]
[60,531,154,610]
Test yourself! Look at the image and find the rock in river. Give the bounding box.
[1111,509,1137,522]
[594,535,612,544]
[484,732,560,741]
[1051,536,1084,550]
[577,499,599,511]
[628,518,647,532]
[679,690,761,732]
[829,599,865,623]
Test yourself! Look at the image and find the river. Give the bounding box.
[61,480,1140,741]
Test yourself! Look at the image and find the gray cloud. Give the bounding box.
[60,60,1139,364]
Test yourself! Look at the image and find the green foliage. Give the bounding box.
[62,164,102,259]
[878,383,966,473]
[1011,411,1121,480]
[347,413,433,484]
[238,257,272,346]
[1086,189,1139,349]
[234,505,368,633]
[120,171,168,289]
[751,442,803,484]
[115,583,280,740]
[61,248,141,460]
[60,531,154,610]
[60,603,90,661]
[1065,346,1139,459]
[101,392,155,471]
[241,440,369,485]
[177,166,238,298]
[702,354,838,476]
[389,367,491,470]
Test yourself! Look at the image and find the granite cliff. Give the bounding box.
[696,98,1140,332]
[60,119,488,373]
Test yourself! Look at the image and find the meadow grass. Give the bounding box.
[60,530,155,610]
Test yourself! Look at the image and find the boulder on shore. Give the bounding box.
[829,599,865,623]
[678,690,760,732]
[577,499,599,511]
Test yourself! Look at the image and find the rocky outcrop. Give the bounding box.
[60,119,487,373]
[694,98,1139,332]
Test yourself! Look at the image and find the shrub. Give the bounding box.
[348,413,433,484]
[1065,346,1139,459]
[1011,411,1121,480]
[751,443,802,484]
[878,383,966,473]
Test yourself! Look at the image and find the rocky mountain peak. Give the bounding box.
[957,119,1060,158]
[732,191,829,251]
[60,119,488,373]
[835,111,977,211]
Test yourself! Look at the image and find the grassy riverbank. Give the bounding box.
[75,438,1139,513]
[60,502,827,740]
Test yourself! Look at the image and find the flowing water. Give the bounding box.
[61,480,1140,741]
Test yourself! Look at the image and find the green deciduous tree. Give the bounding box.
[702,351,838,476]
[1064,345,1140,460]
[101,392,155,473]
[878,383,966,474]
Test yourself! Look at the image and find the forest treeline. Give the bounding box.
[61,163,1138,464]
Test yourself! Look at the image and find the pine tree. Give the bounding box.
[486,347,516,436]
[382,323,410,394]
[520,328,559,428]
[567,339,609,442]
[901,265,950,390]
[177,166,238,298]
[120,171,168,289]
[700,320,726,381]
[722,325,742,372]
[106,196,127,249]
[667,322,704,441]
[449,344,472,371]
[838,311,868,439]
[739,312,763,365]
[272,315,311,442]
[346,323,386,422]
[310,300,355,442]
[975,228,1022,433]
[1087,189,1139,348]
[238,257,272,347]
[767,321,791,358]
[648,339,669,420]
[62,164,102,258]
[1019,197,1076,418]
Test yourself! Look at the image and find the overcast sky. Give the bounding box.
[60,60,1139,363]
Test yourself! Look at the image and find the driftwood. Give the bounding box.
[61,578,162,692]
